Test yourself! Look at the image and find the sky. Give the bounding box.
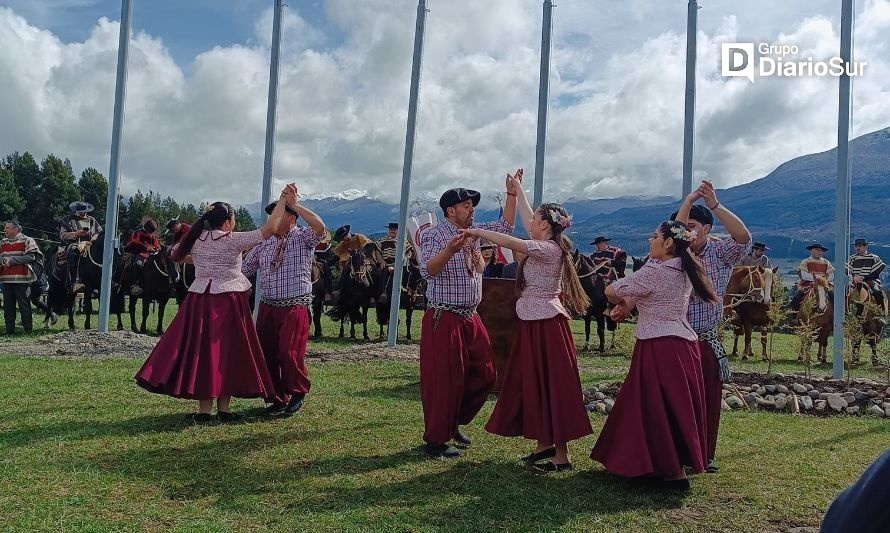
[1,0,889,208]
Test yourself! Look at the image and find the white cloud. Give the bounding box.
[0,0,888,210]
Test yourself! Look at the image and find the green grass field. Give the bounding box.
[1,304,888,531]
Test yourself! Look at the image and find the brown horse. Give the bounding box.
[724,266,779,360]
[796,276,833,364]
[848,289,886,366]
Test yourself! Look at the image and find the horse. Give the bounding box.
[372,250,425,340]
[848,288,886,366]
[118,249,175,334]
[63,232,121,330]
[796,276,833,364]
[572,250,617,353]
[310,258,333,338]
[326,249,374,339]
[173,262,195,305]
[46,251,77,330]
[723,266,779,361]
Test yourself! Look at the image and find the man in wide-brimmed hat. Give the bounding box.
[847,238,886,323]
[588,236,627,282]
[416,170,522,458]
[242,195,326,416]
[791,243,835,312]
[737,241,773,268]
[57,201,103,293]
[331,224,372,272]
[164,217,191,246]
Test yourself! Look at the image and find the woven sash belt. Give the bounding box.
[260,293,314,308]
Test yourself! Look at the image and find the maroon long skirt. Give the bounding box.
[590,336,708,478]
[135,289,275,400]
[486,315,593,444]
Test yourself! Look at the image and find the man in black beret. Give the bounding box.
[416,169,523,458]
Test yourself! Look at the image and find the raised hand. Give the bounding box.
[698,180,718,208]
[446,233,468,254]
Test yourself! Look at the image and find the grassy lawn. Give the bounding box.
[0,350,888,531]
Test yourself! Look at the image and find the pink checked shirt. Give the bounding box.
[687,236,751,334]
[516,240,570,321]
[178,229,265,294]
[610,257,697,341]
[242,225,324,299]
[419,217,514,307]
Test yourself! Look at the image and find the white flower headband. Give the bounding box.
[669,224,697,243]
[547,208,572,229]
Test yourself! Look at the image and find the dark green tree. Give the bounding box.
[33,155,80,241]
[0,168,25,221]
[235,206,257,231]
[78,168,108,225]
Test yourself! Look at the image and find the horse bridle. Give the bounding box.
[574,255,615,280]
[724,266,768,310]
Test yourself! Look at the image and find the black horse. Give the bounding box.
[46,251,77,330]
[118,249,175,334]
[372,251,425,340]
[326,249,374,339]
[572,250,617,353]
[310,258,333,338]
[173,262,195,305]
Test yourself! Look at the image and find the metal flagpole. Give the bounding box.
[532,0,554,208]
[255,0,284,316]
[388,0,430,347]
[98,0,134,332]
[681,0,699,197]
[832,0,855,378]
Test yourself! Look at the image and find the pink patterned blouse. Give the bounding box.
[515,240,571,321]
[177,229,265,294]
[609,256,697,341]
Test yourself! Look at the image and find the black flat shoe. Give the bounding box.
[185,413,213,424]
[452,429,471,448]
[217,411,243,423]
[521,448,556,464]
[261,402,287,416]
[661,478,691,491]
[424,443,461,458]
[706,459,719,473]
[284,394,305,414]
[533,461,573,473]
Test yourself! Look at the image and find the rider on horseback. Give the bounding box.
[737,241,773,268]
[332,225,372,272]
[164,218,191,246]
[847,238,886,326]
[588,236,626,282]
[124,216,176,295]
[57,201,102,294]
[791,243,835,313]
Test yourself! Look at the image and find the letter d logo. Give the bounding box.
[722,43,755,83]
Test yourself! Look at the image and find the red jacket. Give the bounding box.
[125,230,161,257]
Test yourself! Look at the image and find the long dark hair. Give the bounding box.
[516,202,589,314]
[171,202,234,261]
[660,220,718,303]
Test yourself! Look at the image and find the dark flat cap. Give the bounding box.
[439,188,481,210]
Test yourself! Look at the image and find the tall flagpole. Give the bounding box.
[532,0,554,207]
[98,0,133,332]
[832,0,855,378]
[255,0,284,316]
[681,0,699,197]
[388,0,430,347]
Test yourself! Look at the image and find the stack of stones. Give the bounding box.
[584,373,889,418]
